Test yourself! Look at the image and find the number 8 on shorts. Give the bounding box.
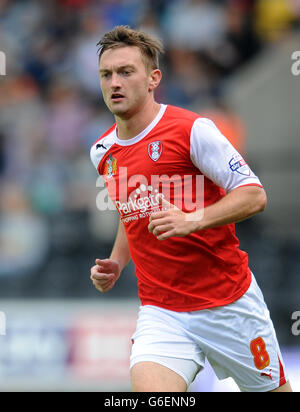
[250,337,270,370]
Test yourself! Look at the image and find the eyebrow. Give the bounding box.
[99,65,136,73]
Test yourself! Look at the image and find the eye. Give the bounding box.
[121,70,131,76]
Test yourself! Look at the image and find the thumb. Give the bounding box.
[95,258,119,273]
[95,258,111,267]
[95,258,104,265]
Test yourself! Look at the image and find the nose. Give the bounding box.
[111,72,121,89]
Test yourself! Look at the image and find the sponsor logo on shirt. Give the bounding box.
[116,184,162,222]
[96,169,204,223]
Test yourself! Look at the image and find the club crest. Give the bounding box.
[148,141,163,162]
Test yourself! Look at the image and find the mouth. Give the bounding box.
[111,93,125,102]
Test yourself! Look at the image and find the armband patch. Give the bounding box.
[229,154,251,176]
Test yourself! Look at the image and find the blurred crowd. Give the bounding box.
[0,0,299,310]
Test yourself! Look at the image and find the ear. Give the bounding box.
[148,69,162,92]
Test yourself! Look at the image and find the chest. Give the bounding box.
[101,132,198,185]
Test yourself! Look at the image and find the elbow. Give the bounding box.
[256,188,267,213]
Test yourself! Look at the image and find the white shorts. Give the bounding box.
[130,274,288,392]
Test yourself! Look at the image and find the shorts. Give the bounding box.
[130,274,288,392]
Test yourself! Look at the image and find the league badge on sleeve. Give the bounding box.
[229,153,251,176]
[148,141,163,162]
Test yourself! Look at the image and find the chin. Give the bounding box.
[112,108,129,117]
[112,105,136,119]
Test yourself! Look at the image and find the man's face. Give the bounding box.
[99,46,156,119]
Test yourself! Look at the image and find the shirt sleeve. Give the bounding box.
[90,130,116,174]
[90,143,101,172]
[190,117,262,192]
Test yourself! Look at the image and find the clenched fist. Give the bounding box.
[90,258,120,293]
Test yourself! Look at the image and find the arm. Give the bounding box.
[193,185,267,230]
[148,116,267,240]
[148,185,267,240]
[90,219,131,292]
[109,219,131,270]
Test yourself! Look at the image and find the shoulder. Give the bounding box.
[90,124,116,172]
[163,105,219,146]
[164,105,202,128]
[91,123,116,149]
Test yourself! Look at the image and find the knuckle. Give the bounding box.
[153,227,160,236]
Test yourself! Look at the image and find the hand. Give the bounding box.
[148,196,199,240]
[90,258,120,293]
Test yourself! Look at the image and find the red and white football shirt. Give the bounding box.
[90,104,263,311]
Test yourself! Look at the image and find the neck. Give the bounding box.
[115,99,161,140]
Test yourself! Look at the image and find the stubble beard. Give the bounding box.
[109,97,141,120]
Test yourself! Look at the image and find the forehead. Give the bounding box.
[99,46,145,70]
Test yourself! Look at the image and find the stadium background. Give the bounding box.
[0,0,299,391]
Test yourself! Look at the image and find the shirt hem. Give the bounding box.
[139,271,252,312]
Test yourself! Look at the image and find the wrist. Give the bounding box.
[186,209,205,233]
[109,255,128,273]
